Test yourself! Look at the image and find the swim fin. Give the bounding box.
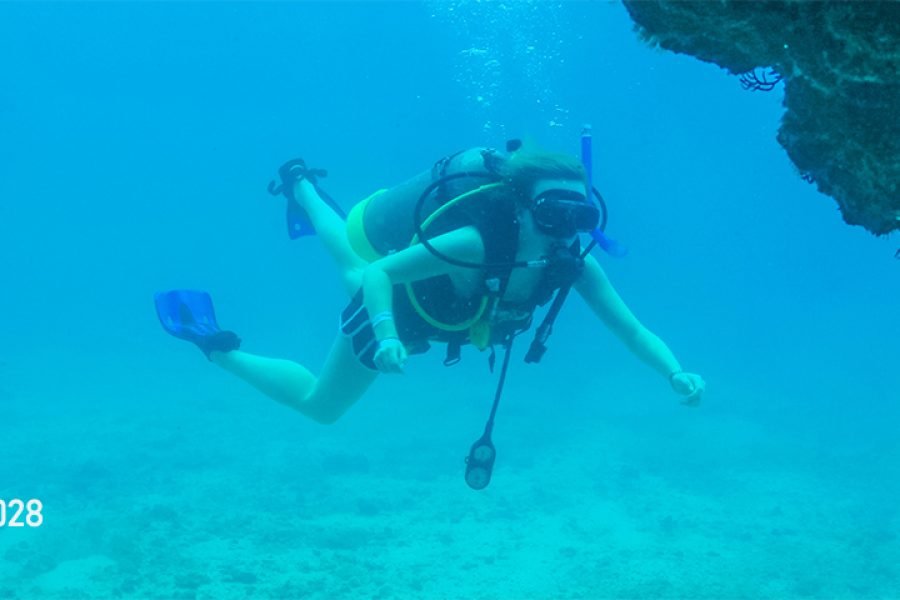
[154,290,241,359]
[267,158,346,239]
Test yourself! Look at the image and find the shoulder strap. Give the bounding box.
[524,242,585,363]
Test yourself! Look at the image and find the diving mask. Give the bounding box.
[531,189,600,238]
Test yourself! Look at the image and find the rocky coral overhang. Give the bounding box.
[622,0,899,236]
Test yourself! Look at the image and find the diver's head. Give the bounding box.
[498,149,599,239]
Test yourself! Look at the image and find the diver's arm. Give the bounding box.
[362,267,400,340]
[574,255,682,379]
[362,226,485,342]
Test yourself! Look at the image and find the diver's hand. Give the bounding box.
[670,372,705,406]
[373,338,407,374]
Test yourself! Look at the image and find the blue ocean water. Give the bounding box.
[1,2,898,598]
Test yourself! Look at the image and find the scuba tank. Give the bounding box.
[345,147,506,262]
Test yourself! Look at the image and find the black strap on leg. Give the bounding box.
[267,158,327,202]
[267,158,347,239]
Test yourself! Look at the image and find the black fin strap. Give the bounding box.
[267,159,328,201]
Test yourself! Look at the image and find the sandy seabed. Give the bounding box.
[1,383,897,600]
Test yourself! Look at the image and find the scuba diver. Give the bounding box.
[155,136,706,489]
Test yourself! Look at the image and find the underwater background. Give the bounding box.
[1,2,898,599]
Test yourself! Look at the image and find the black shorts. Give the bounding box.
[340,290,380,370]
[340,287,435,371]
[340,275,490,370]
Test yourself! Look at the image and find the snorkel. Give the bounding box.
[583,126,593,197]
[581,125,627,258]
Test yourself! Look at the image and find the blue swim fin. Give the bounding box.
[268,158,346,239]
[154,290,241,359]
[286,196,315,238]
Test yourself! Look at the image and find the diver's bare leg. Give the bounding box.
[294,178,367,296]
[210,334,377,425]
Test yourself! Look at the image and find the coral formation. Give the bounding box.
[623,0,900,236]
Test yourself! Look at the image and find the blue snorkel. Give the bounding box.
[581,125,627,258]
[582,125,594,197]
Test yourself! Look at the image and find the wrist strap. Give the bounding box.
[370,311,395,329]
